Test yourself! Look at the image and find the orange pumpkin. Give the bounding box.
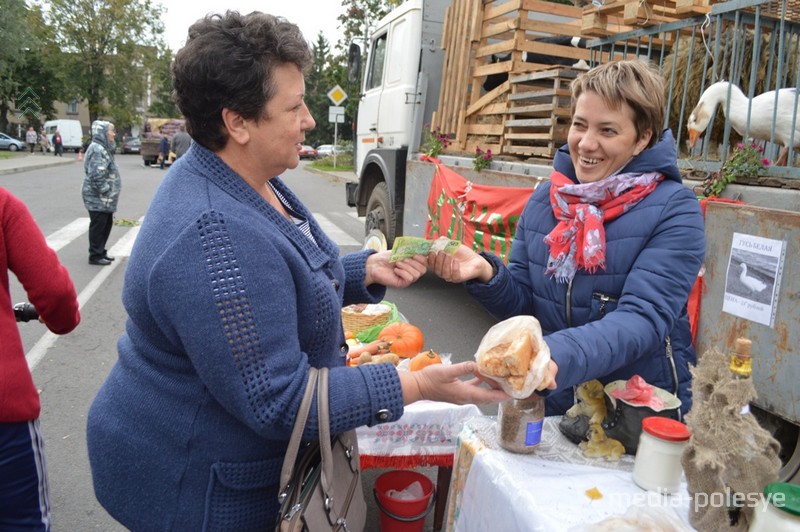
[378,322,425,358]
[409,349,442,371]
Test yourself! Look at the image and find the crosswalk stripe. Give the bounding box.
[46,218,89,251]
[27,218,143,371]
[314,213,362,247]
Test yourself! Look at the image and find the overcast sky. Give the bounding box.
[161,1,346,52]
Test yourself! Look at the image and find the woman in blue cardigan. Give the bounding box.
[86,11,508,531]
[429,60,705,418]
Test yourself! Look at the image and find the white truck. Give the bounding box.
[43,119,84,152]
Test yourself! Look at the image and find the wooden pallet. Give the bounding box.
[581,0,710,35]
[503,68,578,158]
[433,0,599,157]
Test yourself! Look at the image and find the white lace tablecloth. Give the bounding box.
[447,416,695,532]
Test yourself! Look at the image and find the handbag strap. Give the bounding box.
[317,367,335,495]
[278,366,319,499]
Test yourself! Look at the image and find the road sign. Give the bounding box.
[327,85,348,106]
[329,106,345,124]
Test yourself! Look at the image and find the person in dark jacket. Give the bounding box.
[85,11,508,531]
[51,130,63,157]
[81,121,121,265]
[429,60,705,417]
[158,127,170,169]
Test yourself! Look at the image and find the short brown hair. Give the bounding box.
[570,60,665,150]
[172,11,312,151]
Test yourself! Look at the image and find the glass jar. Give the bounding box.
[632,416,691,493]
[497,395,544,454]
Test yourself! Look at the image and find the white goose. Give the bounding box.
[739,263,767,293]
[687,81,800,166]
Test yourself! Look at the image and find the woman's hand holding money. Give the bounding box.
[428,240,494,283]
[366,251,427,288]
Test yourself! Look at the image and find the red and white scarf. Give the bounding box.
[544,171,664,283]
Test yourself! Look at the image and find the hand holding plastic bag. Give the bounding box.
[474,315,551,398]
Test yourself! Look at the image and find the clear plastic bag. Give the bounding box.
[474,315,551,398]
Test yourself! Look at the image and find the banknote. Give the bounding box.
[389,236,460,262]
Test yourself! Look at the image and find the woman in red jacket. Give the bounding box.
[0,187,80,531]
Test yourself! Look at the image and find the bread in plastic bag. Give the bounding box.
[474,315,551,398]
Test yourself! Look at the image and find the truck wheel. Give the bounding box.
[752,404,800,481]
[365,182,396,247]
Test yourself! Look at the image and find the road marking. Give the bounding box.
[46,218,89,251]
[26,219,142,371]
[314,213,361,247]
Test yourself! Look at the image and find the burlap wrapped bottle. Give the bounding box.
[681,344,781,531]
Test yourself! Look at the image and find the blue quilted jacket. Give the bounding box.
[467,130,705,416]
[87,144,405,531]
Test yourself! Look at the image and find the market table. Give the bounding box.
[356,401,482,531]
[446,416,695,531]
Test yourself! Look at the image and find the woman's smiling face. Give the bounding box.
[567,91,652,183]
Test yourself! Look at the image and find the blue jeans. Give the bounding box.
[0,420,50,531]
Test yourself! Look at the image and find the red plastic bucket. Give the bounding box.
[373,470,436,532]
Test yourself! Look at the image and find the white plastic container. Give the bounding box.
[749,482,800,531]
[632,416,690,494]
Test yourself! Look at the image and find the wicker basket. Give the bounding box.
[342,303,393,333]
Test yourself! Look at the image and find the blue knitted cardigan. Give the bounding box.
[87,143,405,530]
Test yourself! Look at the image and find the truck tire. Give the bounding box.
[365,182,396,247]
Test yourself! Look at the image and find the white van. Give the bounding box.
[43,119,84,152]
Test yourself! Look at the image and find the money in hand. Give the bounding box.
[389,236,460,262]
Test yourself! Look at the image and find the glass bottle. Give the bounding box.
[729,337,752,379]
[497,394,544,454]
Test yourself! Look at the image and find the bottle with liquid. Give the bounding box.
[729,337,753,379]
[497,394,544,454]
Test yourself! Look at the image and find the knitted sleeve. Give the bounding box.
[341,249,386,305]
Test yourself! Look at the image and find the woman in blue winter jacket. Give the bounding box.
[429,60,705,417]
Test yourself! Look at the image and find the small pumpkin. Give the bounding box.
[409,349,442,371]
[378,322,425,358]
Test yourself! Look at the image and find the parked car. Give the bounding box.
[0,132,25,152]
[316,144,347,158]
[298,145,318,159]
[122,136,141,154]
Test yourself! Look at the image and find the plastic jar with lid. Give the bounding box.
[497,395,544,454]
[632,416,691,493]
[749,482,800,531]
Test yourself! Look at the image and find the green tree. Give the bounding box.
[147,48,179,118]
[337,0,401,53]
[43,0,165,125]
[306,32,334,146]
[0,0,34,133]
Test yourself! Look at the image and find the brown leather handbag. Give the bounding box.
[276,367,366,531]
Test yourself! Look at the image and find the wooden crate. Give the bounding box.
[432,0,597,157]
[503,68,578,158]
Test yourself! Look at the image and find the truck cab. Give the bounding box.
[348,0,446,246]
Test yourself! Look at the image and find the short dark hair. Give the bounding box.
[171,11,312,151]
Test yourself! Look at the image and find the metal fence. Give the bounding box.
[585,0,800,179]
